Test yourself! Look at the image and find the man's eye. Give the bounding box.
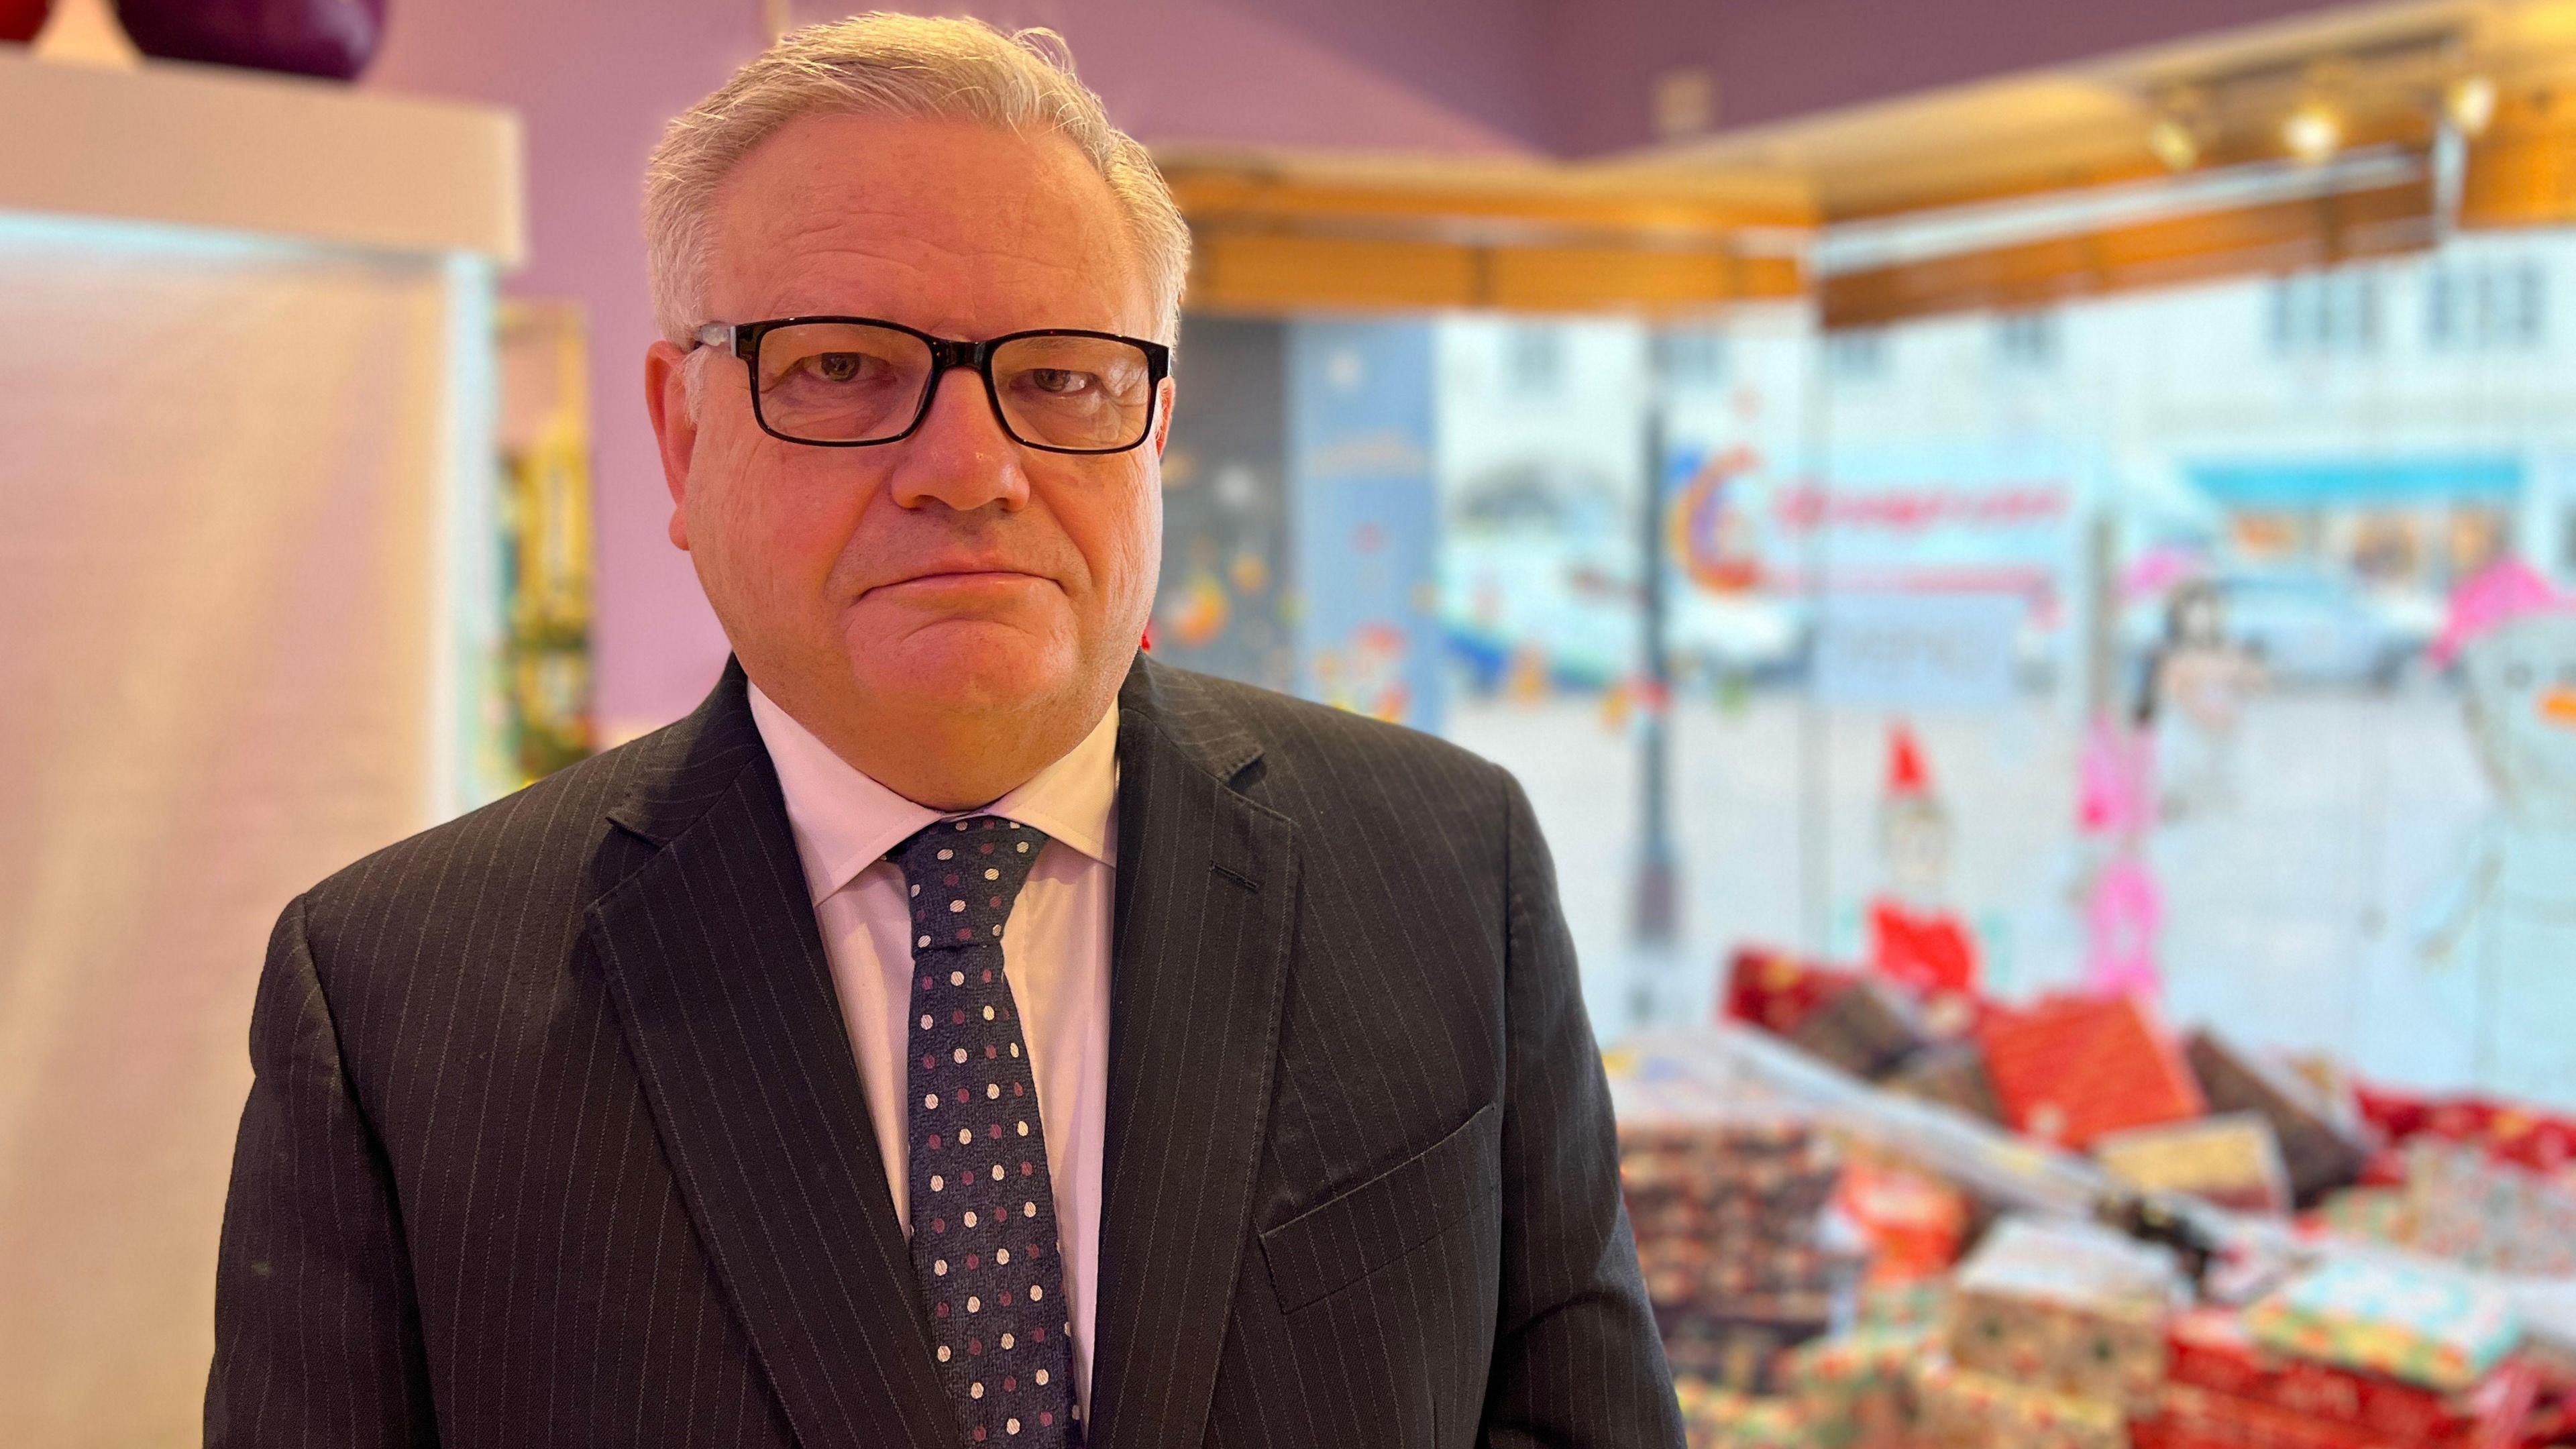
[810,353,869,382]
[1026,368,1092,395]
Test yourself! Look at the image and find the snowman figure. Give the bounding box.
[2415,559,2576,1108]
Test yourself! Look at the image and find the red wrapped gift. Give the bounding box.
[2167,1308,2535,1448]
[1723,948,1856,1036]
[1976,994,2204,1148]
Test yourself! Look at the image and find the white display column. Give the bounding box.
[0,48,521,1446]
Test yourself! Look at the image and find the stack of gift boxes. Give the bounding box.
[1619,1116,1866,1397]
[1621,949,2576,1445]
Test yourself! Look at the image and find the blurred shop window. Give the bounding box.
[2267,268,2383,356]
[1659,329,1729,389]
[1992,309,2061,372]
[2424,260,2546,351]
[1504,322,1567,396]
[495,302,596,787]
[1825,327,1890,382]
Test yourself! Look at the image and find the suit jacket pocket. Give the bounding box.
[1258,1101,1501,1315]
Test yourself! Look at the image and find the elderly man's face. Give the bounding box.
[652,113,1166,759]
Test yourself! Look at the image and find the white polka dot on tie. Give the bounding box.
[949,900,965,914]
[910,884,920,897]
[917,936,930,949]
[964,1211,977,1227]
[998,1249,1011,1265]
[958,1128,972,1144]
[1010,1044,1020,1059]
[1016,1120,1028,1136]
[924,1094,938,1110]
[1023,1201,1036,1217]
[1008,1418,1020,1436]
[983,1006,996,1021]
[1036,1369,1049,1386]
[920,1014,933,1030]
[930,1175,944,1192]
[1016,841,1030,853]
[987,1083,1000,1099]
[955,820,970,831]
[953,1048,968,1064]
[938,1345,951,1362]
[966,1296,980,1313]
[938,848,953,860]
[949,970,964,985]
[934,1258,948,1275]
[1030,1283,1043,1301]
[991,1163,1004,1181]
[971,1381,984,1399]
[991,924,1003,936]
[984,867,1000,880]
[1001,1331,1014,1347]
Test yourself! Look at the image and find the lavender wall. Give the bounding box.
[364,0,2361,736]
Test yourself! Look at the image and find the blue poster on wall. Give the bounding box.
[1288,318,1444,733]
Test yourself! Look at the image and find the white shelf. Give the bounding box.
[0,46,523,263]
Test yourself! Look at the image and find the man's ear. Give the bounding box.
[643,339,699,551]
[1150,375,1177,457]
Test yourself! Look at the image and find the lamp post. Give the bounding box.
[1631,328,1682,1027]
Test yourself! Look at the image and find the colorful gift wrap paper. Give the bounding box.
[1947,1215,2178,1413]
[1670,1378,1809,1449]
[2243,1258,2522,1394]
[2092,1112,2293,1214]
[1909,1356,2128,1449]
[2168,1307,2536,1448]
[1784,977,1929,1081]
[2188,1032,2372,1205]
[1783,1326,1934,1449]
[1725,949,1856,1036]
[1977,994,2205,1148]
[2402,1140,2576,1277]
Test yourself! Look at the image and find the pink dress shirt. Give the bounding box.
[747,684,1115,1417]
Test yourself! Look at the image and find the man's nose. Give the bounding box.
[885,367,1030,513]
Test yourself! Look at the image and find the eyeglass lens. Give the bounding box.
[753,321,1155,451]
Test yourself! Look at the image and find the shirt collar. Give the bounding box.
[747,682,1120,907]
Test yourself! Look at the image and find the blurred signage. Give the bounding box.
[1812,592,2025,708]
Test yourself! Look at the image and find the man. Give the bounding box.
[208,15,1679,1448]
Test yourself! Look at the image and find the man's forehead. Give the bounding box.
[710,112,1147,333]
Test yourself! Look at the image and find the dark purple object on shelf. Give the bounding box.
[0,0,51,46]
[115,0,386,80]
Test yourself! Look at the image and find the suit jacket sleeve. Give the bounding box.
[207,894,440,1448]
[1481,775,1684,1448]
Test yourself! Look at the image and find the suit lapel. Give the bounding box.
[1087,657,1300,1449]
[584,661,956,1449]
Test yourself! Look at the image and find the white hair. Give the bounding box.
[643,11,1189,358]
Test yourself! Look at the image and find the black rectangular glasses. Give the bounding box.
[692,316,1171,455]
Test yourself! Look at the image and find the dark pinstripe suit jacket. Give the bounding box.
[208,655,1682,1448]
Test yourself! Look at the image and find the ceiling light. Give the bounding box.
[2447,74,2498,136]
[2148,115,2201,170]
[2284,102,2342,163]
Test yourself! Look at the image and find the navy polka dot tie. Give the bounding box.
[893,816,1081,1448]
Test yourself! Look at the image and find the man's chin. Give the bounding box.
[847,621,1075,714]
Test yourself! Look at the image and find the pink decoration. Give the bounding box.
[2432,558,2567,666]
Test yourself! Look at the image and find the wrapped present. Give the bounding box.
[2309,1187,2414,1247]
[1911,1356,2127,1449]
[1785,977,1929,1080]
[1725,947,1856,1036]
[2167,1307,2537,1448]
[1978,994,2204,1148]
[1856,1277,1951,1335]
[2188,1032,2373,1205]
[2243,1259,2522,1394]
[1947,1214,2178,1413]
[1670,1379,1808,1449]
[1833,1157,1970,1282]
[2403,1140,2576,1277]
[2092,1113,2293,1214]
[1878,1042,2007,1126]
[1784,1326,1933,1449]
[1659,1301,1841,1394]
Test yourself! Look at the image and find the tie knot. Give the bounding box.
[891,816,1052,955]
